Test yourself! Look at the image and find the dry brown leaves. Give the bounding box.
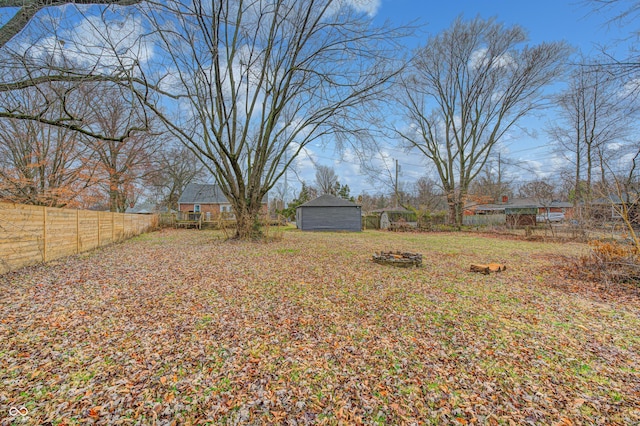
[0,229,639,425]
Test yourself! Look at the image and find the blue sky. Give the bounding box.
[290,0,637,198]
[374,0,624,52]
[1,0,635,200]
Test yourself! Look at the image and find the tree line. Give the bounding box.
[0,0,639,238]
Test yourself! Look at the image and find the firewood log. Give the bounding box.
[470,263,506,274]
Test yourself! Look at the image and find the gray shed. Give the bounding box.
[296,194,362,231]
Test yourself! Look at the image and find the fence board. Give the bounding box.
[0,202,156,275]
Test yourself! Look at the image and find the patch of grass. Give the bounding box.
[275,248,299,254]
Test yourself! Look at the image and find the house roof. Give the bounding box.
[592,194,638,205]
[125,201,157,214]
[125,202,174,214]
[472,204,508,212]
[466,197,573,211]
[178,183,227,204]
[298,194,359,208]
[509,198,572,208]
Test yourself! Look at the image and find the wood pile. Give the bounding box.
[389,221,415,232]
[470,263,507,274]
[372,251,422,267]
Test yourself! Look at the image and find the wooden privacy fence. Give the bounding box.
[0,202,157,275]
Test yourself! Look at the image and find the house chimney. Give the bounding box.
[502,195,508,204]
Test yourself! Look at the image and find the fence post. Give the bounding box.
[97,211,101,247]
[42,206,47,262]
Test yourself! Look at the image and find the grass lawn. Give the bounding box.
[1,228,639,425]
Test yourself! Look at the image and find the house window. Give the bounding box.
[220,204,235,219]
[194,204,201,213]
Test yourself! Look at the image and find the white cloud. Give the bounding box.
[325,0,381,18]
[20,14,154,73]
[621,78,640,98]
[344,0,381,17]
[469,48,516,71]
[509,151,565,182]
[607,142,623,151]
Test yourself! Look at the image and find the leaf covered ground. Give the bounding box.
[1,228,639,425]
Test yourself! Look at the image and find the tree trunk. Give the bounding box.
[455,201,463,227]
[447,196,457,225]
[109,175,119,213]
[446,198,464,227]
[232,200,264,240]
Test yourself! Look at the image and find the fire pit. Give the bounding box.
[372,251,422,267]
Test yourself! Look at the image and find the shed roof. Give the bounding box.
[179,183,227,204]
[298,194,359,208]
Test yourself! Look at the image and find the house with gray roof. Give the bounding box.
[178,183,267,220]
[296,194,361,231]
[463,197,574,226]
[125,201,158,214]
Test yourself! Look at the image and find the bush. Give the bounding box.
[577,240,640,284]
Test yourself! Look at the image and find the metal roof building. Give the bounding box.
[296,194,361,232]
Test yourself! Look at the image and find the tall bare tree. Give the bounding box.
[315,165,338,195]
[80,84,156,212]
[0,86,92,206]
[411,176,447,212]
[131,0,404,239]
[548,57,635,220]
[519,180,556,203]
[396,17,569,225]
[146,145,206,211]
[468,160,513,204]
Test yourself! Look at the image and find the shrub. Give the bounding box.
[577,240,640,284]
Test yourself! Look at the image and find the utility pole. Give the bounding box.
[284,150,288,210]
[498,153,501,186]
[498,152,502,202]
[395,159,399,208]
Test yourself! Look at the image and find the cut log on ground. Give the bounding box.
[470,263,507,274]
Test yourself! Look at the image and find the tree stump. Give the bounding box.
[470,263,506,274]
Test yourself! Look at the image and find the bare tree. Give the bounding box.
[581,0,640,102]
[315,165,338,195]
[131,0,404,239]
[411,176,447,212]
[0,86,92,207]
[80,84,157,212]
[0,0,141,49]
[468,157,513,203]
[548,57,635,221]
[519,180,555,203]
[146,145,206,211]
[600,149,640,249]
[397,17,569,225]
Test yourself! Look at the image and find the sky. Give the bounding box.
[1,0,635,202]
[287,0,637,199]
